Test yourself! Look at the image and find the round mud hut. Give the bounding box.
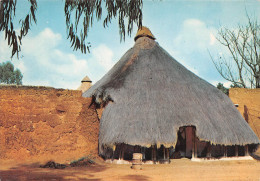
[77,75,92,93]
[83,27,259,163]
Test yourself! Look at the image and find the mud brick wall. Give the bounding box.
[229,88,260,154]
[229,88,260,139]
[0,85,99,163]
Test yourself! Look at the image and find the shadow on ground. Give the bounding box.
[120,174,150,181]
[0,162,107,180]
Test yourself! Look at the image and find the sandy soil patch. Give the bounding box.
[1,158,260,181]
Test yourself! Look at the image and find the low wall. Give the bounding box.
[229,88,260,152]
[0,85,99,164]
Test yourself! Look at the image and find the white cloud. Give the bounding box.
[53,50,88,76]
[174,19,217,54]
[209,33,216,45]
[169,18,227,81]
[24,28,61,50]
[0,28,117,88]
[223,81,232,88]
[14,60,26,73]
[209,80,232,88]
[0,28,89,89]
[92,44,114,71]
[210,81,219,87]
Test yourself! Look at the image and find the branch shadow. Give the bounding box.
[243,105,249,123]
[0,162,107,180]
[120,174,150,181]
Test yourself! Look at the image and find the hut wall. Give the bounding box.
[196,141,208,157]
[77,82,92,93]
[229,88,260,154]
[0,85,99,163]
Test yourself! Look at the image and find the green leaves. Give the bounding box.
[216,83,229,95]
[0,0,37,58]
[64,0,143,54]
[0,61,23,85]
[0,0,143,58]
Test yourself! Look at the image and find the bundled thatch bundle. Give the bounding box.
[83,28,259,156]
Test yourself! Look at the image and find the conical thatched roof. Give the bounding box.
[83,29,259,153]
[81,76,92,83]
[77,75,92,93]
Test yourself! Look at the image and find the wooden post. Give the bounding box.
[121,145,125,160]
[224,146,227,157]
[151,146,154,161]
[194,139,197,158]
[245,145,249,156]
[119,149,122,160]
[163,147,166,160]
[192,142,194,158]
[192,128,197,158]
[119,144,125,160]
[152,145,157,162]
[235,146,238,157]
[207,143,211,158]
[119,145,122,160]
[141,147,146,160]
[112,145,116,161]
[166,148,170,162]
[154,146,157,162]
[112,150,115,161]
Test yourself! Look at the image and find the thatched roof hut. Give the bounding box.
[83,27,259,159]
[77,76,92,93]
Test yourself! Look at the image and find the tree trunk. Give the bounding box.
[256,72,260,88]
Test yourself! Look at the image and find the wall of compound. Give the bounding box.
[0,85,99,163]
[229,88,260,154]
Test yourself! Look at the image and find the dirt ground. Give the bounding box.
[1,158,260,181]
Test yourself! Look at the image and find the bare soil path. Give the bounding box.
[1,158,260,181]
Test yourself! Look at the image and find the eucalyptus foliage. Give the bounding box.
[0,0,143,58]
[0,0,37,58]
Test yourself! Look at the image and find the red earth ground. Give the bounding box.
[1,157,260,181]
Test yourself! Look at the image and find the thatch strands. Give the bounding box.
[83,33,259,156]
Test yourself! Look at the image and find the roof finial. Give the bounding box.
[81,76,92,83]
[134,26,155,41]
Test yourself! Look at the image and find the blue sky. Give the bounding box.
[0,0,259,89]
